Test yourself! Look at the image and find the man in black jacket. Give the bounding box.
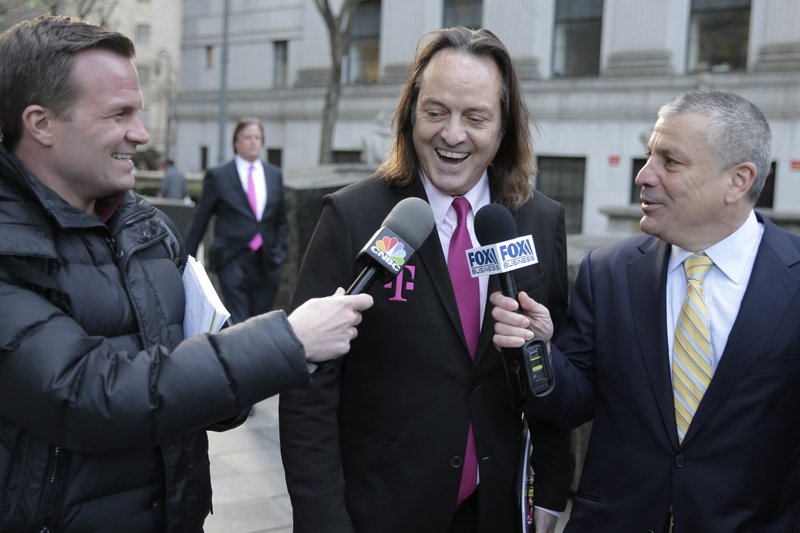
[0,15,371,533]
[279,27,573,533]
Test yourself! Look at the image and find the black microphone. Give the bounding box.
[474,203,554,399]
[346,197,434,295]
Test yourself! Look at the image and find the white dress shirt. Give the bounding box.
[666,210,764,373]
[235,155,266,220]
[421,171,491,325]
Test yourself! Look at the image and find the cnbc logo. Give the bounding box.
[370,234,408,272]
[375,237,407,264]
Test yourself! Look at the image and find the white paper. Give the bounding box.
[182,255,231,337]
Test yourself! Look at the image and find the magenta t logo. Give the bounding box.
[384,265,416,302]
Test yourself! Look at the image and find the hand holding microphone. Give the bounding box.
[472,203,555,399]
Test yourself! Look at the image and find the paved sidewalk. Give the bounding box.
[204,396,291,533]
[203,395,569,533]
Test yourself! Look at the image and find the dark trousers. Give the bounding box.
[449,490,478,533]
[217,248,282,324]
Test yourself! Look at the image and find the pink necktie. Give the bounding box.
[246,164,263,251]
[448,196,479,504]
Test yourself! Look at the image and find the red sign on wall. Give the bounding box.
[791,160,800,171]
[608,155,620,166]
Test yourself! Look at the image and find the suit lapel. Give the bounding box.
[398,181,471,363]
[226,161,253,217]
[684,218,800,444]
[628,238,678,446]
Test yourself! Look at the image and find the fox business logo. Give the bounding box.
[363,227,410,273]
[466,235,538,277]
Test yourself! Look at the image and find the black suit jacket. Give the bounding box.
[527,213,800,532]
[279,175,573,533]
[185,159,288,272]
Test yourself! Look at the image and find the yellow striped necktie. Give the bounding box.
[672,252,714,443]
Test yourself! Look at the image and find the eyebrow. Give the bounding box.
[419,97,496,115]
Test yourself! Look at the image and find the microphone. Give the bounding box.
[346,197,435,295]
[473,203,554,399]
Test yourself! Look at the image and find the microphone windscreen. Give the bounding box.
[474,203,517,245]
[382,197,435,250]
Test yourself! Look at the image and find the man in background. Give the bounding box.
[158,158,189,201]
[0,15,371,532]
[280,27,573,533]
[186,118,288,323]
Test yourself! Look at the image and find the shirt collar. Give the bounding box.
[669,210,763,285]
[420,170,491,228]
[235,155,261,176]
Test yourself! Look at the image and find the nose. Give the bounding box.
[635,158,656,188]
[440,116,467,146]
[128,115,150,145]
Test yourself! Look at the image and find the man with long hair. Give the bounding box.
[280,27,573,533]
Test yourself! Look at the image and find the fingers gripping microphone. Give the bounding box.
[346,197,435,295]
[473,203,554,399]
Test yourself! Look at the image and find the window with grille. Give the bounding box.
[536,156,586,235]
[552,0,603,78]
[687,0,750,73]
[443,0,482,29]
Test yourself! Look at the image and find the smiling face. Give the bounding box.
[635,113,737,250]
[412,49,503,196]
[43,48,149,212]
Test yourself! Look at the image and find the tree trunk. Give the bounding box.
[315,0,358,165]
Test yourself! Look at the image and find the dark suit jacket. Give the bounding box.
[526,213,800,532]
[279,175,573,533]
[185,159,288,272]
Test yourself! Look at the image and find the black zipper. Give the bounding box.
[38,445,67,533]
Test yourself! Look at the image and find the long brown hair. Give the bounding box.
[377,27,535,210]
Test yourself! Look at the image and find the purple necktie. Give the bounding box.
[448,196,479,505]
[246,164,263,251]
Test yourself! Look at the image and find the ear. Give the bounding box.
[21,105,56,147]
[725,162,757,204]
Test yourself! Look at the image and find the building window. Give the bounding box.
[273,40,288,88]
[687,0,750,73]
[552,0,603,77]
[135,24,151,47]
[200,146,209,171]
[536,156,585,235]
[346,0,381,84]
[205,45,214,69]
[443,0,482,29]
[267,148,283,168]
[630,157,647,203]
[332,150,362,163]
[755,162,775,209]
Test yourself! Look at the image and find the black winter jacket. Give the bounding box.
[0,146,309,532]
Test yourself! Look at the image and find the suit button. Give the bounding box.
[450,456,463,469]
[469,383,481,394]
[674,455,686,468]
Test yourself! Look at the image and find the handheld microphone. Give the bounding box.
[346,197,435,295]
[473,203,554,399]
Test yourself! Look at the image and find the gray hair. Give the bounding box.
[658,89,772,204]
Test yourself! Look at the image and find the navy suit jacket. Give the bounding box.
[279,175,574,533]
[526,213,800,532]
[185,159,288,272]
